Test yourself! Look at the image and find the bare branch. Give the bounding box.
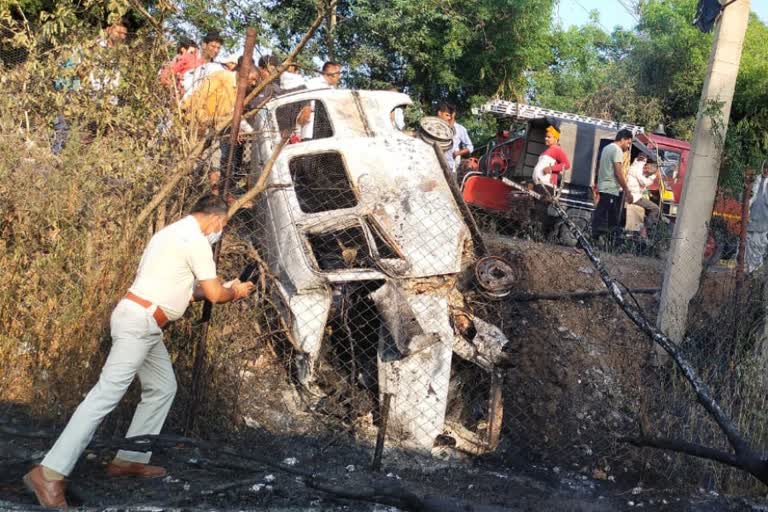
[127,0,164,33]
[227,137,289,218]
[620,436,742,468]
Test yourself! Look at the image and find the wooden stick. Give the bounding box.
[227,137,289,218]
[127,0,164,33]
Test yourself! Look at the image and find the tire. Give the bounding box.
[558,208,591,247]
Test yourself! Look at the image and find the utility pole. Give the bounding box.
[657,0,751,344]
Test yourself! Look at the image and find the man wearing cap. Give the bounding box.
[532,123,570,189]
[23,195,254,510]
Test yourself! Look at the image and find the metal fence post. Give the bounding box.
[185,27,258,434]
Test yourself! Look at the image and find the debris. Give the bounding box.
[282,457,298,466]
[474,256,516,298]
[345,464,356,472]
[417,116,454,151]
[243,416,260,429]
[264,474,276,482]
[251,483,266,493]
[592,468,608,480]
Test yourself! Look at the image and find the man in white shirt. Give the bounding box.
[746,166,768,273]
[306,61,343,89]
[436,103,473,173]
[626,154,661,230]
[180,32,226,100]
[23,195,254,509]
[298,61,343,140]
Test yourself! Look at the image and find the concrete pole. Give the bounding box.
[657,0,751,343]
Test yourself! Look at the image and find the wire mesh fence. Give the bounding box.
[2,15,768,509]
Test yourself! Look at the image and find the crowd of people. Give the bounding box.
[50,18,481,183]
[50,20,348,167]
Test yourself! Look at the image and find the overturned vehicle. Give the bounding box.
[246,88,512,452]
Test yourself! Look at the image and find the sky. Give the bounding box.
[556,0,768,29]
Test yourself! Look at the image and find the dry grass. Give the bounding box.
[0,29,296,440]
[0,30,194,416]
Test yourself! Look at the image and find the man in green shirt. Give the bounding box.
[591,129,633,236]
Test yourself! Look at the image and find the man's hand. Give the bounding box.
[453,148,470,158]
[624,190,634,204]
[223,278,254,300]
[197,278,253,303]
[296,105,312,126]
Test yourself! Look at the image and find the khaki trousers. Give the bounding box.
[42,299,177,476]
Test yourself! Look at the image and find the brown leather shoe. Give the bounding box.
[23,465,68,510]
[106,461,167,479]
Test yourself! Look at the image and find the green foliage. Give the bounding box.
[4,0,768,191]
[164,0,262,46]
[263,0,554,111]
[629,0,713,137]
[526,0,768,193]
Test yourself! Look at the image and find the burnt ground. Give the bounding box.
[1,237,766,511]
[1,403,764,512]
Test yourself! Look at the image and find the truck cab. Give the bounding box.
[245,88,512,451]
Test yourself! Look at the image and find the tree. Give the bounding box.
[526,15,662,129]
[627,0,768,190]
[262,0,555,112]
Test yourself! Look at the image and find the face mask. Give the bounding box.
[207,230,222,246]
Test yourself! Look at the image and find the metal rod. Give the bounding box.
[507,287,659,302]
[371,393,392,471]
[223,27,258,195]
[185,27,258,435]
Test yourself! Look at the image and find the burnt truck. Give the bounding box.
[465,101,741,261]
[246,88,511,452]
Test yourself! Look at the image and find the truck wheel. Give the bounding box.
[558,209,591,247]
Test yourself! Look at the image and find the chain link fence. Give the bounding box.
[2,16,768,509]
